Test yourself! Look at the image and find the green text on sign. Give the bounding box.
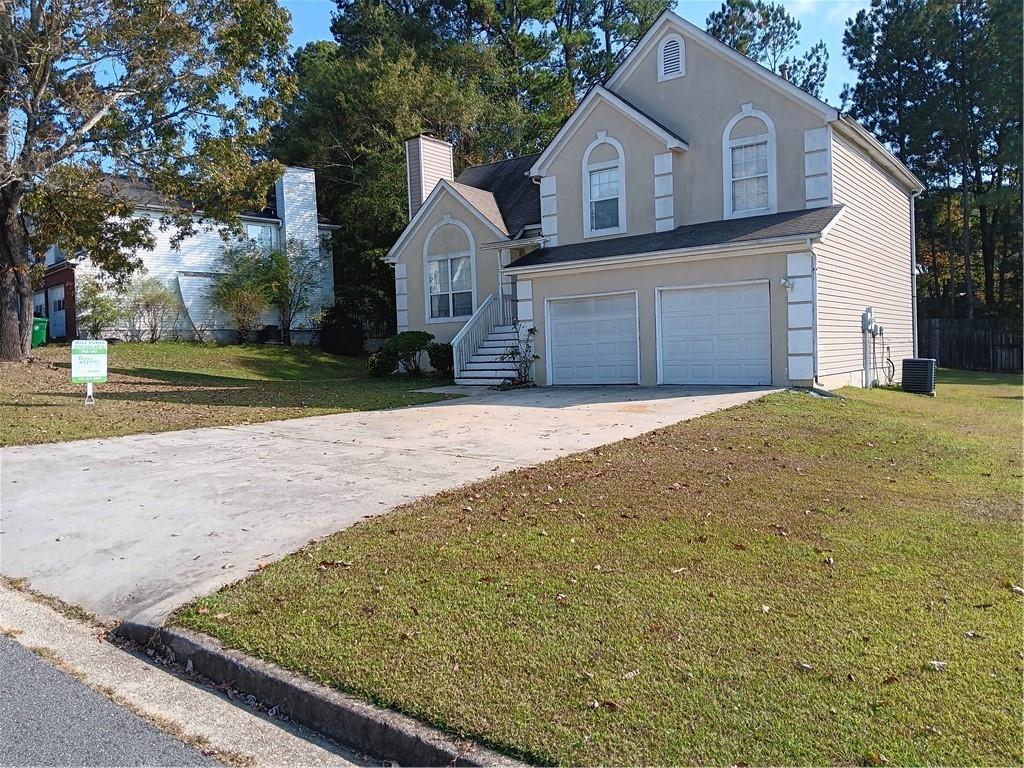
[71,340,109,384]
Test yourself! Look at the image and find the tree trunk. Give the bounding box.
[0,190,30,361]
[960,158,975,319]
[979,204,997,306]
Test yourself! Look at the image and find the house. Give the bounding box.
[34,166,335,343]
[385,11,923,388]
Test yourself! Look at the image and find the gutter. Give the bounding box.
[910,187,922,357]
[502,232,822,277]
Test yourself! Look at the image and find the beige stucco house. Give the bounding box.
[385,11,923,388]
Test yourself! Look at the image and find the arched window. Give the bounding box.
[722,104,777,218]
[658,34,685,81]
[582,132,626,238]
[423,216,475,322]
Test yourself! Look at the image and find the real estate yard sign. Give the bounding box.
[71,340,107,404]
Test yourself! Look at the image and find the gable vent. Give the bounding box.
[658,35,685,81]
[663,40,680,73]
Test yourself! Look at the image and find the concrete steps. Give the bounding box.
[455,325,522,386]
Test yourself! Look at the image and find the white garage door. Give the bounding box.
[659,282,771,385]
[548,293,638,385]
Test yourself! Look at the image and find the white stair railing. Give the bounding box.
[452,293,499,378]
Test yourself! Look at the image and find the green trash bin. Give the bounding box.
[31,317,47,348]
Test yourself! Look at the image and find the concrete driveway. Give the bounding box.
[1,385,773,623]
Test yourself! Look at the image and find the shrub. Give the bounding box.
[76,277,122,339]
[366,347,399,377]
[426,342,454,378]
[208,245,270,343]
[381,331,433,376]
[262,237,323,346]
[122,277,180,342]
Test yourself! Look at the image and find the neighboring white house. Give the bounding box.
[34,166,336,343]
[385,10,924,388]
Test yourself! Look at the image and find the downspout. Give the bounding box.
[910,188,922,357]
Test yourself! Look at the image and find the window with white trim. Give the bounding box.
[722,106,777,219]
[582,133,626,238]
[427,253,473,319]
[245,222,274,249]
[658,34,685,81]
[588,166,620,231]
[730,140,769,212]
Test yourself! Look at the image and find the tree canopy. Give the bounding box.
[843,0,1022,319]
[705,0,829,96]
[0,0,294,359]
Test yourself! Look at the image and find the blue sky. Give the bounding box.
[281,0,869,106]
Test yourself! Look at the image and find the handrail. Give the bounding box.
[452,293,499,377]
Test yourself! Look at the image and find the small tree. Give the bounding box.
[122,277,179,343]
[76,277,122,339]
[262,238,324,345]
[209,246,270,343]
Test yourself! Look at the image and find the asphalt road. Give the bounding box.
[0,635,212,767]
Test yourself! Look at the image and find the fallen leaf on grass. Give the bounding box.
[214,613,230,620]
[196,607,210,615]
[795,661,814,673]
[589,699,621,711]
[318,560,351,570]
[925,660,947,671]
[866,750,889,766]
[1011,584,1024,596]
[731,543,748,551]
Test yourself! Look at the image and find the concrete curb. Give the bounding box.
[114,622,527,767]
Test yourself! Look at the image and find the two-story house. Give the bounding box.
[34,166,335,343]
[385,10,923,389]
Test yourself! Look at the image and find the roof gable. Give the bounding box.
[605,11,838,121]
[385,179,508,263]
[529,86,689,177]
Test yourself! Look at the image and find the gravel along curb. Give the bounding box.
[113,622,526,768]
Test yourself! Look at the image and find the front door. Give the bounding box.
[48,284,66,338]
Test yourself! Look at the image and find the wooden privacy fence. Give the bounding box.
[918,318,1023,373]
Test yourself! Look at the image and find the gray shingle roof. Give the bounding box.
[100,175,334,226]
[507,205,844,269]
[455,153,541,237]
[449,181,508,235]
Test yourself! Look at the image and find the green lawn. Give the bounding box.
[0,342,450,446]
[175,371,1023,766]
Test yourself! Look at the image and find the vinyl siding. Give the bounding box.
[815,133,914,382]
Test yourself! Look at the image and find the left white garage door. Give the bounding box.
[548,293,638,385]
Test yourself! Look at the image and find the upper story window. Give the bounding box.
[723,105,777,219]
[588,167,620,230]
[582,132,626,238]
[658,34,685,81]
[246,222,274,249]
[423,217,475,322]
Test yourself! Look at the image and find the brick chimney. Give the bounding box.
[404,134,454,218]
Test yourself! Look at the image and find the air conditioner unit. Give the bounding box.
[902,358,936,395]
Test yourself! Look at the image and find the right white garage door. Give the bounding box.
[659,282,772,385]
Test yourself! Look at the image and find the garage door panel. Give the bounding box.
[660,283,771,386]
[549,294,638,385]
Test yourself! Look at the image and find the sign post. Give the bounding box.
[71,340,108,405]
